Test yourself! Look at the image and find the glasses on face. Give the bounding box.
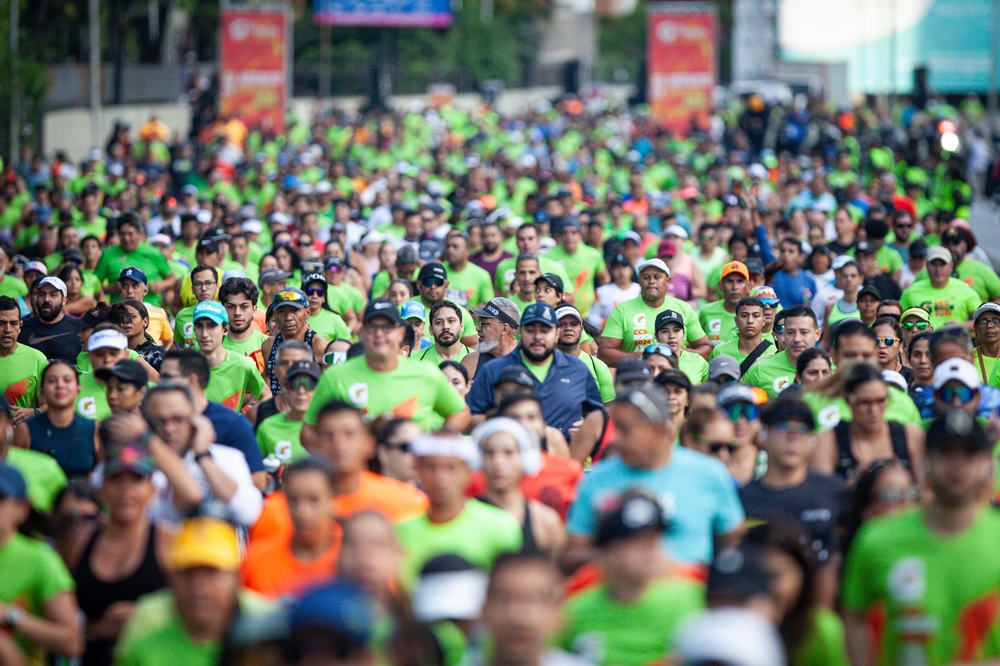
[287,375,318,392]
[875,337,897,347]
[192,280,216,290]
[895,223,913,230]
[877,486,920,505]
[421,278,445,288]
[937,385,975,404]
[760,299,779,309]
[323,351,347,366]
[363,321,397,334]
[382,441,411,453]
[978,318,1000,329]
[708,441,740,454]
[305,287,325,297]
[773,421,813,435]
[642,344,674,359]
[902,321,929,331]
[773,325,785,335]
[723,402,759,422]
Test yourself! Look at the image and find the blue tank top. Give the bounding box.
[26,412,96,478]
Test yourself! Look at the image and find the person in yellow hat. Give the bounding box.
[113,516,273,666]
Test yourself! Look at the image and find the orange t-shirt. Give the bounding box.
[466,452,583,520]
[241,529,342,598]
[249,471,429,545]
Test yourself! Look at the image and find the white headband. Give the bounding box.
[471,417,542,476]
[410,435,480,469]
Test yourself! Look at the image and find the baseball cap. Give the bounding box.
[942,227,968,245]
[241,219,263,234]
[657,239,677,259]
[832,255,858,271]
[324,257,345,273]
[0,464,27,500]
[471,299,520,328]
[271,288,309,311]
[750,285,778,303]
[302,272,326,288]
[975,303,1000,321]
[419,239,444,263]
[410,434,480,468]
[520,302,558,327]
[595,491,669,547]
[555,304,583,325]
[181,184,199,196]
[663,224,689,239]
[615,386,672,423]
[413,555,489,623]
[654,309,685,332]
[933,357,980,390]
[118,267,147,284]
[533,273,564,292]
[927,246,953,264]
[494,365,536,389]
[169,517,241,572]
[720,261,749,281]
[400,300,427,321]
[88,329,128,351]
[193,300,229,325]
[149,233,173,247]
[104,442,155,478]
[291,582,378,649]
[707,544,774,602]
[636,258,671,277]
[744,257,765,276]
[397,245,420,265]
[926,410,992,453]
[717,384,758,407]
[286,360,323,382]
[258,268,291,288]
[854,241,874,255]
[708,355,741,382]
[221,270,246,284]
[882,369,908,393]
[95,359,149,387]
[37,276,67,297]
[858,285,882,301]
[609,253,632,268]
[901,307,930,323]
[62,248,85,265]
[622,230,642,245]
[760,396,815,430]
[615,358,652,384]
[363,298,403,324]
[417,263,448,283]
[655,370,692,390]
[675,607,787,666]
[909,238,928,258]
[24,261,47,276]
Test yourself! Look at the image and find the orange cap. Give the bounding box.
[720,261,749,281]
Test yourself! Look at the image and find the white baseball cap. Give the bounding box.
[974,302,1000,321]
[150,233,173,247]
[675,608,787,666]
[832,255,858,271]
[409,435,480,469]
[933,357,981,390]
[87,329,128,352]
[663,224,689,240]
[635,258,671,277]
[195,209,212,224]
[926,246,953,264]
[37,277,67,297]
[241,219,263,234]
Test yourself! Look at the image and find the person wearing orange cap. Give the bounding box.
[698,261,751,348]
[115,516,273,666]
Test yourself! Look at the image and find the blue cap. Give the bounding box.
[36,205,53,223]
[399,300,427,321]
[291,582,376,647]
[193,301,229,325]
[0,464,27,500]
[119,267,148,284]
[520,302,558,328]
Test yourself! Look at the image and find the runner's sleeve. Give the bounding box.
[840,526,876,612]
[601,303,626,341]
[595,360,616,403]
[565,474,597,537]
[37,543,75,602]
[678,300,707,343]
[711,463,746,535]
[433,369,468,418]
[245,363,266,399]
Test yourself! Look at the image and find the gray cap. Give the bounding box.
[615,358,653,385]
[709,355,741,382]
[258,268,291,288]
[397,245,420,265]
[717,384,757,407]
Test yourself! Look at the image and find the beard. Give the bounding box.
[229,319,253,335]
[522,344,554,363]
[38,302,63,323]
[436,330,458,348]
[477,337,499,354]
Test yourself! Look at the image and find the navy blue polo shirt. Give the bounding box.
[203,401,265,474]
[467,348,605,437]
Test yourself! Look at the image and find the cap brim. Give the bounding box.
[520,318,556,328]
[470,308,497,318]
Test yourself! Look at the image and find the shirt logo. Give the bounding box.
[275,441,293,461]
[27,331,72,345]
[709,318,722,334]
[773,376,790,393]
[183,322,194,338]
[348,382,369,406]
[887,557,926,603]
[78,396,97,417]
[818,406,841,429]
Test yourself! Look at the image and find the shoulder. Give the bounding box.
[119,589,177,643]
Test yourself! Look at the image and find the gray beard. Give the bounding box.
[477,338,499,354]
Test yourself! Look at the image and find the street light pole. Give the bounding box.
[10,0,20,163]
[90,0,101,149]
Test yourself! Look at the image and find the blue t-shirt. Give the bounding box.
[770,269,816,309]
[203,401,265,474]
[567,446,744,565]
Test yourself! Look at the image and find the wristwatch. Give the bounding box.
[193,451,213,464]
[4,604,25,629]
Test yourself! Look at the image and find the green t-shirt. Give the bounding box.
[494,255,571,296]
[173,306,197,348]
[326,283,366,317]
[578,351,616,403]
[522,353,554,383]
[709,338,774,369]
[76,215,108,241]
[445,262,495,310]
[557,579,704,666]
[256,412,309,464]
[601,296,707,353]
[76,348,140,375]
[5,447,68,513]
[94,243,172,307]
[0,274,27,299]
[76,372,111,421]
[305,356,466,431]
[899,278,980,330]
[395,499,522,588]
[544,243,606,316]
[842,506,1000,665]
[742,350,797,398]
[914,258,1000,304]
[698,299,738,348]
[974,347,999,387]
[875,244,903,275]
[0,344,47,408]
[677,350,710,385]
[205,351,266,412]
[371,270,392,299]
[81,269,102,297]
[114,589,273,666]
[222,329,269,364]
[0,533,75,659]
[796,607,850,666]
[691,246,729,286]
[308,309,350,342]
[415,343,472,366]
[802,386,920,431]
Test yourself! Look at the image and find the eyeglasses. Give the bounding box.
[760,299,779,309]
[773,421,813,435]
[902,321,929,331]
[305,287,325,297]
[642,344,674,359]
[895,223,913,229]
[773,325,785,335]
[977,318,1000,328]
[723,402,759,422]
[363,321,397,334]
[708,441,740,454]
[937,385,975,403]
[286,375,318,392]
[877,486,920,505]
[192,280,216,290]
[851,396,887,410]
[323,351,347,366]
[382,441,411,453]
[875,337,897,347]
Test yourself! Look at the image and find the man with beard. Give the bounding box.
[94,213,176,307]
[261,288,328,395]
[416,300,473,365]
[221,277,268,372]
[462,297,521,381]
[469,221,513,283]
[18,276,85,362]
[556,303,615,403]
[406,263,479,348]
[467,302,605,460]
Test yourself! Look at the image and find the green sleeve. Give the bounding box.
[38,543,75,602]
[898,288,913,311]
[964,288,982,320]
[840,529,875,612]
[990,359,1000,388]
[348,285,367,312]
[913,267,929,283]
[979,263,1000,300]
[601,304,626,341]
[679,301,707,343]
[94,251,112,286]
[371,271,390,299]
[433,370,468,419]
[596,361,616,403]
[461,307,476,338]
[742,364,761,389]
[886,247,903,273]
[173,318,184,347]
[152,248,171,280]
[699,357,710,383]
[246,363,266,399]
[333,313,351,340]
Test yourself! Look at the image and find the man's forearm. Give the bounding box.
[569,410,604,462]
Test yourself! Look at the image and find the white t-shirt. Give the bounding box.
[588,282,641,327]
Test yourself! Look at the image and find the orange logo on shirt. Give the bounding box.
[392,395,419,420]
[222,392,242,410]
[4,378,30,405]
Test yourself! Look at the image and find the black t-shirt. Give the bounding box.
[18,315,86,363]
[826,240,856,255]
[739,470,847,565]
[864,274,902,301]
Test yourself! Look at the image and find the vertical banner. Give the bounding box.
[219,8,288,132]
[647,2,717,135]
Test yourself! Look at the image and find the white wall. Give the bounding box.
[43,103,191,162]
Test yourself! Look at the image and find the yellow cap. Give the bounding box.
[169,517,240,572]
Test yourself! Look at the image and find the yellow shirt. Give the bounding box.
[144,304,173,346]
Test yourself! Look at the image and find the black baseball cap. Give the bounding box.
[707,544,773,602]
[855,241,874,256]
[654,310,685,332]
[858,285,882,301]
[520,302,558,327]
[744,257,765,276]
[615,358,652,385]
[926,410,992,453]
[595,491,669,547]
[654,370,692,391]
[909,238,928,258]
[362,299,403,324]
[471,299,519,328]
[534,273,564,292]
[417,263,447,283]
[285,360,323,382]
[609,253,632,268]
[95,359,149,388]
[760,396,815,430]
[494,365,536,389]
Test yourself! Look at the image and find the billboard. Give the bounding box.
[313,0,453,28]
[219,8,288,132]
[647,3,717,135]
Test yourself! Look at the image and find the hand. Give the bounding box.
[9,407,36,427]
[189,415,217,455]
[567,419,583,444]
[99,601,135,636]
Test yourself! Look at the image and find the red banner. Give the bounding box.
[647,3,717,135]
[219,9,287,133]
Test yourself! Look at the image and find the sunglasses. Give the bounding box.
[723,402,759,422]
[773,421,813,435]
[305,287,325,297]
[421,278,445,288]
[642,344,674,359]
[875,337,897,347]
[323,351,347,366]
[382,441,411,453]
[937,385,976,403]
[286,375,318,392]
[902,321,929,331]
[773,325,785,335]
[877,486,920,505]
[760,299,779,308]
[708,441,740,454]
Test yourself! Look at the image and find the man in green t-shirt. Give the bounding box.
[256,360,320,465]
[557,491,703,666]
[415,300,472,365]
[220,277,268,374]
[406,263,479,348]
[710,296,773,374]
[94,214,175,307]
[743,305,820,398]
[598,259,710,367]
[443,231,494,310]
[174,265,221,349]
[0,244,28,303]
[77,327,132,421]
[0,296,46,413]
[938,226,1000,303]
[653,310,709,385]
[699,261,751,347]
[556,304,615,403]
[842,412,1000,666]
[303,299,470,437]
[544,218,608,317]
[494,223,571,296]
[193,301,269,413]
[900,246,980,331]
